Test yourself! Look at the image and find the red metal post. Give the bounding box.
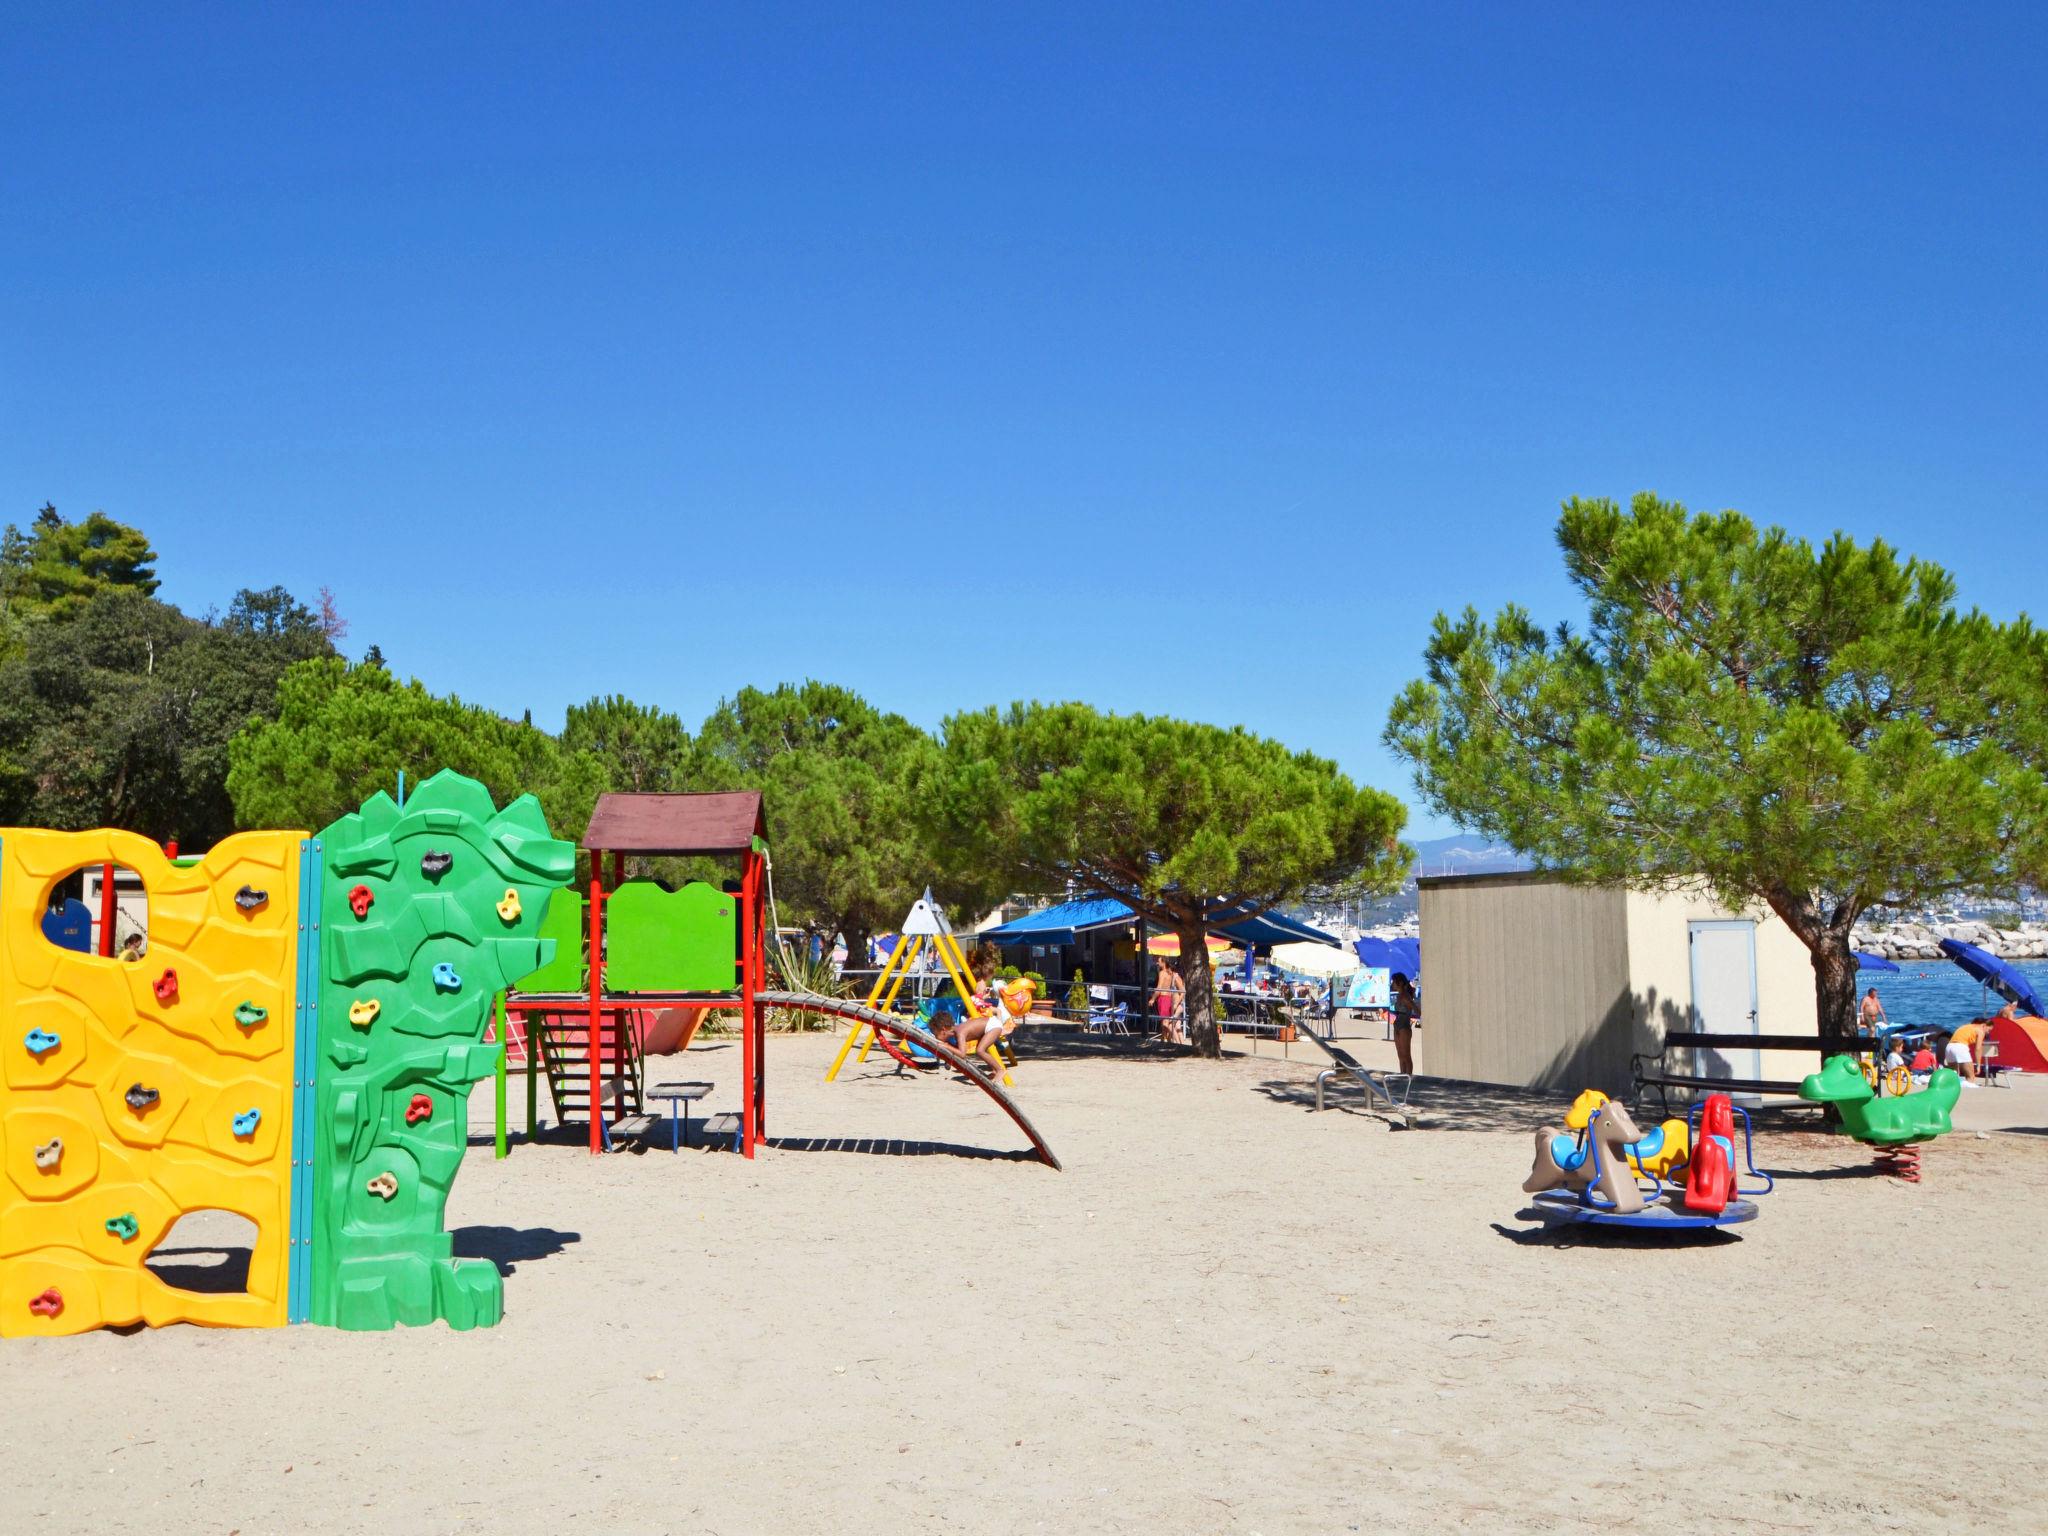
[740,851,760,1157]
[587,850,605,1155]
[98,861,117,957]
[610,850,624,887]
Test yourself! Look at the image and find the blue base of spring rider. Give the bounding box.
[1529,1191,1760,1229]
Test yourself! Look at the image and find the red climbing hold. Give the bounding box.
[152,968,179,1004]
[348,884,375,919]
[406,1093,433,1125]
[29,1287,63,1318]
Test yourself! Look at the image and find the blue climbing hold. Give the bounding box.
[232,1108,261,1137]
[24,1027,59,1058]
[431,962,462,993]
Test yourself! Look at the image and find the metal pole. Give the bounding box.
[98,861,116,956]
[493,991,508,1159]
[587,851,605,1155]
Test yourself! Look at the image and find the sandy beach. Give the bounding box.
[7,1028,2046,1536]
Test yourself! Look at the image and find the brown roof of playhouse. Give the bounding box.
[581,791,766,856]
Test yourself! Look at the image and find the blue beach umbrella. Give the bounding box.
[1937,938,2046,1017]
[1854,951,1900,973]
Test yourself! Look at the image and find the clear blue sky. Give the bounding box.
[6,4,2043,838]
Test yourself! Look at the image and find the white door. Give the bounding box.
[1689,921,1760,1084]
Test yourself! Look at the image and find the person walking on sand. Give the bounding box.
[1859,987,1887,1034]
[1153,960,1187,1045]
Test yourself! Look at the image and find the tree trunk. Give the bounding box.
[1810,935,1860,1046]
[1766,887,1861,1052]
[842,925,872,986]
[1177,915,1221,1058]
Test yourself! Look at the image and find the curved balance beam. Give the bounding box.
[755,990,1061,1170]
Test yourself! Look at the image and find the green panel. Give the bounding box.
[605,880,737,993]
[516,887,584,992]
[307,770,575,1331]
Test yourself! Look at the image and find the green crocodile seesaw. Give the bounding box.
[1798,1054,1960,1146]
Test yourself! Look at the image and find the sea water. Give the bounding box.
[1855,957,2048,1031]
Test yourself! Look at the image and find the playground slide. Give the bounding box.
[754,990,1062,1170]
[1989,1016,2048,1075]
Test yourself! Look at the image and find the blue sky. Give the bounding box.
[5,4,2043,838]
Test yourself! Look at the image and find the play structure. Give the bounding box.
[1521,1089,1769,1230]
[502,792,770,1156]
[0,771,574,1336]
[495,806,1058,1169]
[1798,1054,1960,1181]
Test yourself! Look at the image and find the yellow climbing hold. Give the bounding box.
[348,998,381,1029]
[496,888,522,923]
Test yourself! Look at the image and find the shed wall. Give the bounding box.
[1416,880,1638,1093]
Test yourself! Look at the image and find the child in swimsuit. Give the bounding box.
[951,976,1034,1076]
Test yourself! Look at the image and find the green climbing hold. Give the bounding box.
[233,1000,269,1029]
[105,1213,140,1242]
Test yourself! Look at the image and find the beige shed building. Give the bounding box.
[1415,871,1825,1097]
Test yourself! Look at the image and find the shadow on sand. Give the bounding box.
[451,1225,582,1276]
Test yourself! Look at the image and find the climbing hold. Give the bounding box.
[234,884,269,913]
[329,1039,368,1067]
[349,998,381,1029]
[421,850,453,879]
[366,1171,399,1201]
[124,1083,160,1112]
[431,962,462,993]
[231,1108,262,1137]
[153,968,179,1004]
[233,1000,269,1030]
[23,1027,59,1058]
[28,1288,63,1319]
[405,1092,433,1125]
[347,883,375,919]
[33,1137,62,1170]
[105,1213,140,1242]
[497,887,522,923]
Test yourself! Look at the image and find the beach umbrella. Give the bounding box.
[1269,941,1361,976]
[1854,951,1900,973]
[1937,938,2046,1017]
[1145,932,1231,957]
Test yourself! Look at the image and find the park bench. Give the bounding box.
[1631,1030,1864,1118]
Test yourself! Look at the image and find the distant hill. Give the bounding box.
[1407,833,1531,878]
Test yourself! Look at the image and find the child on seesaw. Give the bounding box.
[948,975,1034,1077]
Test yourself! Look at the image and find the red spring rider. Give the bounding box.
[1684,1092,1735,1214]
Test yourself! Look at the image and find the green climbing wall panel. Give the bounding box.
[308,771,575,1330]
[515,887,585,992]
[604,880,737,992]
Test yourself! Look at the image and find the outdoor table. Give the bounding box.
[648,1081,714,1151]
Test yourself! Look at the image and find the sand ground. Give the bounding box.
[6,1025,2046,1536]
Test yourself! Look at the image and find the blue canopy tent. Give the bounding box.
[1854,951,1900,973]
[1352,935,1420,979]
[1937,938,2047,1017]
[979,897,1341,952]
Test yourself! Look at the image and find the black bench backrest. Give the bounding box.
[1662,1031,1863,1055]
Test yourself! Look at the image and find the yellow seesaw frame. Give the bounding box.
[824,889,1013,1086]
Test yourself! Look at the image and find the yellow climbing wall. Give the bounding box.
[0,830,302,1337]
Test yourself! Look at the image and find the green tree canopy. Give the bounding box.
[921,703,1410,1056]
[227,657,606,840]
[0,584,334,844]
[1386,492,2048,1037]
[0,505,160,621]
[562,694,693,792]
[691,681,970,967]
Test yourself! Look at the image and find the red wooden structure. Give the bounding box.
[514,791,769,1157]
